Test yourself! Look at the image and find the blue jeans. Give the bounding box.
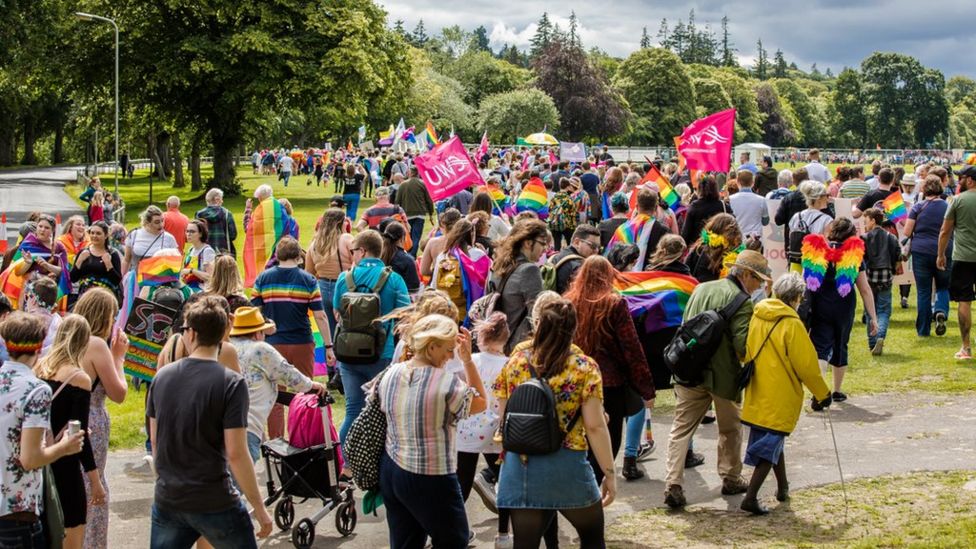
[624,410,645,458]
[380,453,469,548]
[247,431,261,463]
[408,217,425,257]
[868,285,892,348]
[913,252,951,336]
[282,171,291,186]
[343,193,361,221]
[150,502,256,549]
[316,278,338,339]
[338,359,390,444]
[0,519,45,548]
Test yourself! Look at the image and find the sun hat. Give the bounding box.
[734,250,772,282]
[229,306,277,336]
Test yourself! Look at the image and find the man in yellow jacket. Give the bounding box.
[740,272,832,514]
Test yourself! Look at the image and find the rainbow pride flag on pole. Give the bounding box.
[882,191,907,223]
[515,178,549,220]
[613,271,698,332]
[243,198,286,286]
[963,153,976,166]
[136,253,182,287]
[642,165,682,212]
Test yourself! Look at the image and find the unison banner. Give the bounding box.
[677,108,736,173]
[415,136,484,201]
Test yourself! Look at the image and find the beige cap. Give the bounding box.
[734,250,772,282]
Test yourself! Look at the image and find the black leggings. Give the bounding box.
[588,396,626,485]
[457,452,510,535]
[510,503,605,549]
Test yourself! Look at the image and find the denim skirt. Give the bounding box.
[497,447,601,509]
[744,426,786,467]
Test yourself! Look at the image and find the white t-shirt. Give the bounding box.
[804,161,831,183]
[788,209,833,235]
[126,229,179,270]
[455,352,507,453]
[278,155,294,173]
[729,189,767,237]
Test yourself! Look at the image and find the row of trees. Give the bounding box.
[1,3,973,195]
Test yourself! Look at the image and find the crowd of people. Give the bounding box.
[1,140,975,549]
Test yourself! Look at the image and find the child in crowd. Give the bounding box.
[861,208,901,355]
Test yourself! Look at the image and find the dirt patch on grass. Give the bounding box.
[608,471,976,548]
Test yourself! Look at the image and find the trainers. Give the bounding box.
[636,440,655,462]
[494,534,513,549]
[664,484,686,509]
[685,449,705,469]
[143,454,156,475]
[901,296,909,309]
[832,391,848,403]
[721,477,748,495]
[871,338,884,356]
[935,312,947,336]
[473,469,498,514]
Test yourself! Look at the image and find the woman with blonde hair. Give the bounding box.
[35,314,104,549]
[377,314,487,547]
[305,208,353,336]
[121,205,178,273]
[203,254,249,312]
[59,215,89,269]
[73,288,129,549]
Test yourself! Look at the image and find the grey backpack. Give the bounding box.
[334,268,391,365]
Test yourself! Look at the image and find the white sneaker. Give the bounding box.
[143,454,155,475]
[494,534,514,548]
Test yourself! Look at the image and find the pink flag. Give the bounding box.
[414,136,484,201]
[548,150,558,166]
[677,108,736,173]
[477,131,489,161]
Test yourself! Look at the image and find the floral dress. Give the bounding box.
[83,379,110,549]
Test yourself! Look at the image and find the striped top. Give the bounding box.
[839,180,870,199]
[251,266,323,345]
[379,361,474,475]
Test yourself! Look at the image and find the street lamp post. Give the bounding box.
[75,12,119,195]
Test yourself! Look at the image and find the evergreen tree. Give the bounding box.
[657,18,669,46]
[472,25,491,53]
[568,11,581,48]
[753,39,768,80]
[393,20,407,38]
[811,63,821,77]
[825,67,834,78]
[789,61,799,70]
[773,49,788,78]
[530,13,553,57]
[412,19,428,46]
[720,16,737,67]
[641,27,651,49]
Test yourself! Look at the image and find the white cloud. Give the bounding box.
[488,21,537,49]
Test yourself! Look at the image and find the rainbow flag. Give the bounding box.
[136,253,182,287]
[613,271,698,332]
[516,178,549,220]
[963,153,976,166]
[642,165,682,212]
[882,191,907,223]
[0,259,27,307]
[606,213,653,249]
[310,310,328,377]
[57,234,88,268]
[478,183,511,216]
[454,249,492,325]
[243,198,286,286]
[425,121,440,147]
[0,234,71,307]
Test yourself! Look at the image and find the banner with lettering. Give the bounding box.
[123,297,177,381]
[677,108,736,173]
[415,136,484,201]
[560,141,587,162]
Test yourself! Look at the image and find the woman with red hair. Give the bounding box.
[564,255,655,481]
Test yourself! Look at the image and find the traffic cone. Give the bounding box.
[0,213,7,253]
[55,213,62,237]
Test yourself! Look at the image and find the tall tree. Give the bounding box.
[861,52,949,147]
[755,83,796,146]
[530,13,554,58]
[640,27,651,49]
[613,48,696,144]
[720,16,736,67]
[831,68,868,147]
[773,49,788,78]
[472,25,491,53]
[412,19,428,46]
[692,78,732,118]
[534,41,630,140]
[753,39,769,80]
[477,89,560,143]
[568,11,581,48]
[656,18,669,46]
[445,50,531,106]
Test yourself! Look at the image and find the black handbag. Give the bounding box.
[344,367,390,492]
[737,318,784,391]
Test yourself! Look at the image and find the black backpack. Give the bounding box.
[502,355,580,455]
[663,290,749,386]
[788,212,827,264]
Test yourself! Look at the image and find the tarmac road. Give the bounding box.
[0,165,86,242]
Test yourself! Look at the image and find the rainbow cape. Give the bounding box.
[881,192,907,223]
[454,248,492,325]
[0,234,71,308]
[477,183,512,216]
[137,253,182,287]
[606,213,653,249]
[243,198,286,286]
[613,271,698,332]
[801,234,864,297]
[516,178,549,220]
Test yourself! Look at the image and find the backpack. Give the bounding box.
[501,354,581,455]
[334,267,391,365]
[788,212,827,264]
[435,253,467,318]
[663,290,749,386]
[540,254,582,292]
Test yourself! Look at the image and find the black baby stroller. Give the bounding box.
[261,391,356,548]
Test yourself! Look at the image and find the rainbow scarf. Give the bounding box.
[243,198,286,286]
[643,165,682,212]
[605,214,656,270]
[478,183,512,216]
[310,310,328,377]
[613,271,698,332]
[801,234,865,297]
[137,253,182,287]
[516,178,549,220]
[882,192,907,223]
[454,248,492,324]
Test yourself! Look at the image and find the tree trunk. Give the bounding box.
[156,131,172,179]
[210,111,243,196]
[172,132,185,188]
[190,134,203,191]
[148,132,167,180]
[0,119,15,166]
[52,119,64,164]
[21,117,36,165]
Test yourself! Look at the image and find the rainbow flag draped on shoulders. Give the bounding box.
[606,213,653,249]
[478,182,512,216]
[881,192,907,223]
[613,271,698,333]
[243,198,287,286]
[515,178,548,220]
[454,248,492,325]
[0,233,71,308]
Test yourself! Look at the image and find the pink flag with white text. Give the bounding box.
[477,131,489,161]
[676,108,736,173]
[415,136,484,201]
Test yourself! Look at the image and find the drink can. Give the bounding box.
[68,420,81,435]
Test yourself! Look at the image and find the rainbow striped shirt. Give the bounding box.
[251,266,323,345]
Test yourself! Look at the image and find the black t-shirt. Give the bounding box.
[147,357,248,513]
[342,174,364,195]
[390,248,421,293]
[599,217,628,248]
[857,187,896,212]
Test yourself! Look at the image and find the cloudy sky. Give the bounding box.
[378,0,976,78]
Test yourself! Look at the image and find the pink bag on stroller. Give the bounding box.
[287,393,344,471]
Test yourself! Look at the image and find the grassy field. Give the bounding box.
[608,470,976,548]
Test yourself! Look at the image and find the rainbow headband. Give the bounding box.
[6,340,43,354]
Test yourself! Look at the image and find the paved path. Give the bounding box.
[0,165,85,242]
[104,392,976,547]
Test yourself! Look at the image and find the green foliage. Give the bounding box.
[443,51,531,107]
[947,76,976,112]
[950,105,976,148]
[402,48,475,138]
[658,10,720,66]
[692,78,732,118]
[711,69,764,142]
[477,89,560,143]
[831,67,868,147]
[772,78,827,146]
[753,39,769,80]
[613,48,696,145]
[587,48,621,83]
[861,52,950,148]
[755,82,796,146]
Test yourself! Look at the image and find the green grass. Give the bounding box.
[609,470,976,548]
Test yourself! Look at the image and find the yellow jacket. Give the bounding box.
[741,298,831,435]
